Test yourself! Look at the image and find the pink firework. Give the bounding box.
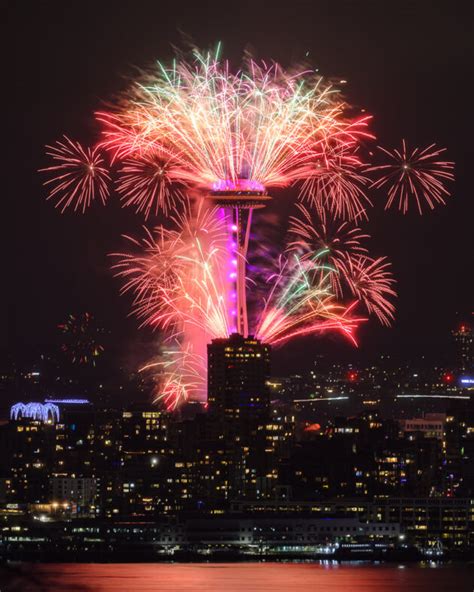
[288,203,369,296]
[288,204,369,260]
[339,254,396,326]
[116,150,187,218]
[40,136,111,213]
[140,344,206,411]
[96,50,374,194]
[40,49,459,412]
[112,226,181,331]
[300,144,372,220]
[368,141,454,214]
[112,200,231,338]
[255,252,366,347]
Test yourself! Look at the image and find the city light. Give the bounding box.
[44,398,91,404]
[10,402,60,423]
[396,394,470,400]
[294,396,350,402]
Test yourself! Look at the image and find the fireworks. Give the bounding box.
[288,203,368,296]
[255,252,366,346]
[113,201,231,339]
[113,202,228,406]
[41,47,454,409]
[40,136,111,213]
[116,150,186,217]
[337,255,396,326]
[97,48,371,203]
[368,141,454,214]
[300,145,371,220]
[94,48,376,344]
[140,344,206,411]
[58,312,105,365]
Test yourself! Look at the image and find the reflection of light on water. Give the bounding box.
[1,563,472,592]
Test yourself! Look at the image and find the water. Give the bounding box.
[0,562,472,592]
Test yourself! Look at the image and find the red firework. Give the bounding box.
[339,255,396,326]
[368,141,454,214]
[116,150,187,218]
[40,136,111,213]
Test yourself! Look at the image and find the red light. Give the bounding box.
[304,423,321,432]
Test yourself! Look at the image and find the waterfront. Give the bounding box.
[1,562,473,592]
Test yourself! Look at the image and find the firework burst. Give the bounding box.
[40,136,111,213]
[368,140,454,214]
[288,203,369,295]
[140,344,206,411]
[116,149,187,217]
[113,201,232,339]
[255,252,366,346]
[300,144,372,220]
[338,255,396,326]
[40,48,454,410]
[97,48,372,202]
[58,312,105,365]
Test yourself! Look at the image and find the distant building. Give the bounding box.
[399,413,445,440]
[50,476,96,506]
[452,323,473,372]
[230,497,474,550]
[205,334,275,500]
[207,333,271,421]
[183,516,401,548]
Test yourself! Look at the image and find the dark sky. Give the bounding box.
[5,0,473,370]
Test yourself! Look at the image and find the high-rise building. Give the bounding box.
[207,333,271,421]
[452,323,473,372]
[205,334,274,500]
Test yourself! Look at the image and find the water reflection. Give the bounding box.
[1,562,472,592]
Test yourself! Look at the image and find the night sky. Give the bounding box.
[6,0,473,372]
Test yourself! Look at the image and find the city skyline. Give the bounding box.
[2,1,473,585]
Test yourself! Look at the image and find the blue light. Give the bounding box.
[10,402,60,423]
[44,398,90,404]
[460,377,474,385]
